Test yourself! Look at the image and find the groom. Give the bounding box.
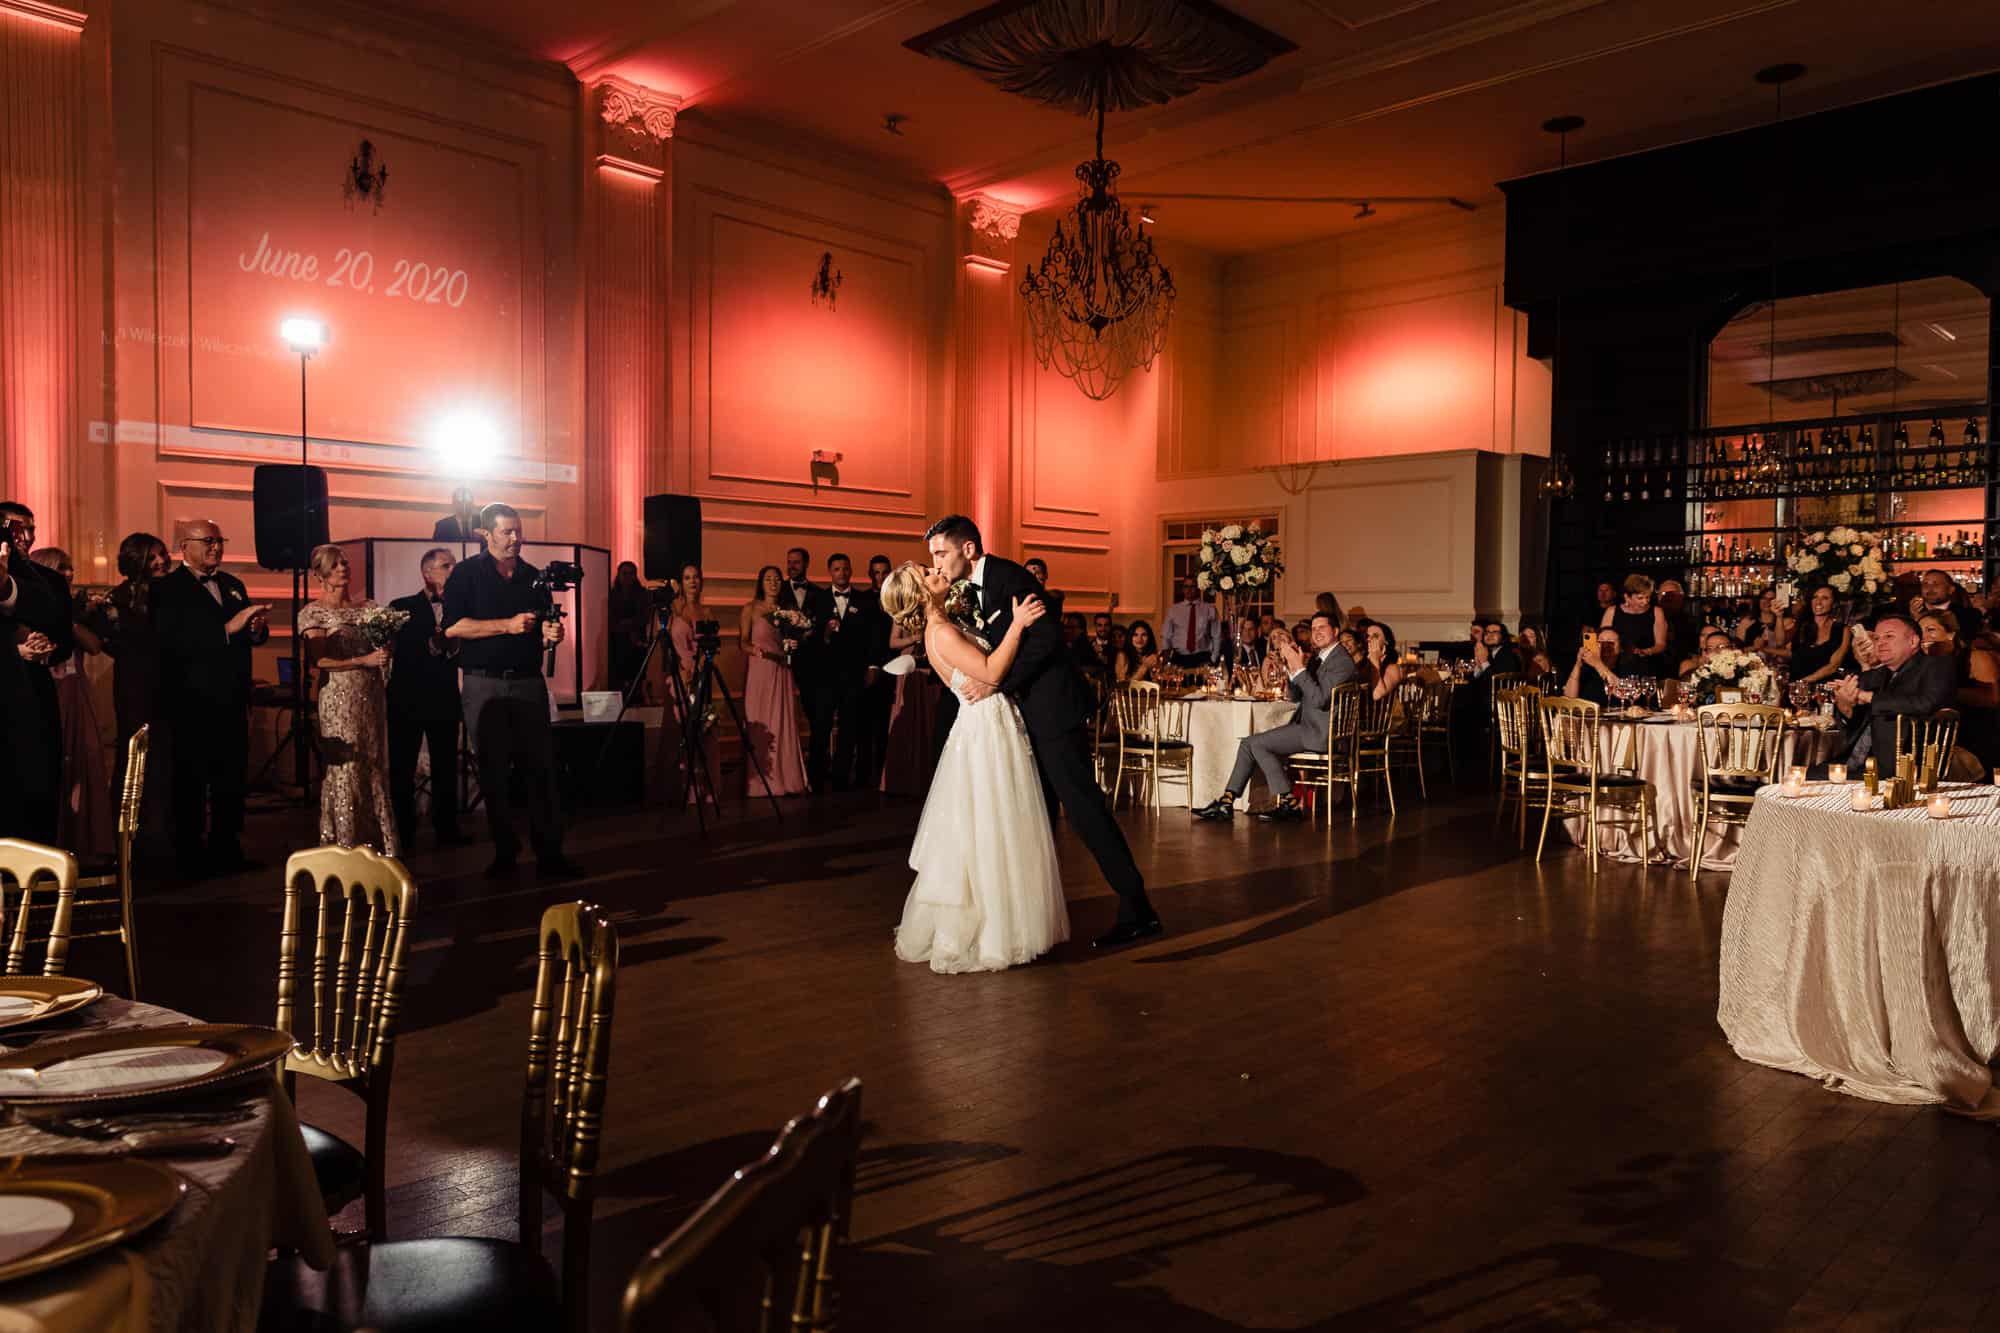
[926,515,1161,948]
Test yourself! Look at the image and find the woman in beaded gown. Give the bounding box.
[299,544,399,857]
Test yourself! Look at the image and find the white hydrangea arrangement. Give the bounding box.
[1195,522,1284,598]
[1683,647,1777,705]
[1774,526,1887,609]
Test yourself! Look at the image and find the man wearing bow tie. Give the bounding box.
[388,547,469,848]
[1194,610,1356,823]
[806,553,881,791]
[155,519,270,876]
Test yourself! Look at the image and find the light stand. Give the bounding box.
[275,318,326,808]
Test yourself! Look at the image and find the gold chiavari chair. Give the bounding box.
[1535,696,1654,873]
[58,725,149,998]
[1287,683,1366,824]
[269,900,618,1333]
[276,844,418,1241]
[1389,677,1431,798]
[1353,687,1398,817]
[0,840,76,977]
[1093,682,1123,795]
[1493,687,1548,848]
[1690,703,1787,879]
[619,1079,864,1333]
[1895,709,1962,782]
[1486,672,1522,779]
[1112,680,1194,809]
[1423,676,1459,784]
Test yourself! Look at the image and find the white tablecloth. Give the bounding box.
[1719,782,2000,1113]
[1155,697,1298,809]
[0,998,333,1332]
[1554,718,1846,869]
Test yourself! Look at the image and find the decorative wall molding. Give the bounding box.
[597,76,682,142]
[959,192,1023,273]
[967,194,1021,242]
[0,1,86,30]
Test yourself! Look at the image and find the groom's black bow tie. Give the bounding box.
[196,573,219,585]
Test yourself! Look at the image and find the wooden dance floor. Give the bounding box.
[121,788,2000,1330]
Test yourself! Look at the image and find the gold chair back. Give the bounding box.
[1693,704,1788,784]
[1896,710,1961,780]
[64,725,148,997]
[0,840,76,976]
[276,844,418,1238]
[619,1079,865,1333]
[1493,688,1535,766]
[1538,695,1602,778]
[526,900,620,1332]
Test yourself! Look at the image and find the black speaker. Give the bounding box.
[643,493,702,582]
[253,464,330,571]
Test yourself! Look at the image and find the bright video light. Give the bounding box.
[280,317,327,353]
[435,410,500,478]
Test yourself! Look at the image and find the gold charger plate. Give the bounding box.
[0,978,103,1034]
[0,1024,293,1108]
[0,1157,184,1284]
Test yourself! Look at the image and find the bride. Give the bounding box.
[879,562,1069,972]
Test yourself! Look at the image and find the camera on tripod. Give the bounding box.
[692,619,722,652]
[532,559,584,676]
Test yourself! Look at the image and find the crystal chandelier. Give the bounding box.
[1020,90,1175,401]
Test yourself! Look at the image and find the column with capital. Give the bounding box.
[585,77,680,568]
[954,193,1022,557]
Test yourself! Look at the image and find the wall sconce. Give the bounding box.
[810,450,843,491]
[811,252,842,309]
[344,139,389,210]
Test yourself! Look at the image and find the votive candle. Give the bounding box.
[1928,793,1953,820]
[1850,786,1873,811]
[1828,763,1847,784]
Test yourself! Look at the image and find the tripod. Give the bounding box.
[601,610,782,833]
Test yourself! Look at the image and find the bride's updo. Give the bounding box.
[879,562,932,638]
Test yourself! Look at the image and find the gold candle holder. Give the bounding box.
[1863,756,1879,795]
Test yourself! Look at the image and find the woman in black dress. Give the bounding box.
[1600,574,1671,678]
[1787,586,1851,684]
[91,532,170,782]
[1919,610,2000,776]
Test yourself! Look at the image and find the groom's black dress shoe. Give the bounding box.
[1191,796,1235,822]
[1092,917,1164,949]
[1253,799,1306,823]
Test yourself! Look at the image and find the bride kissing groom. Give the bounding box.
[880,514,1161,974]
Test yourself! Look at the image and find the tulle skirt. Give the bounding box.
[895,693,1068,973]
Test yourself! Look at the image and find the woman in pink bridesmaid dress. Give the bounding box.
[662,563,722,806]
[738,566,809,796]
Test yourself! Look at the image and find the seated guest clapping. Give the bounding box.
[1677,626,1735,677]
[1831,609,1957,769]
[1564,626,1630,706]
[1192,611,1356,824]
[1117,619,1160,684]
[1358,619,1404,699]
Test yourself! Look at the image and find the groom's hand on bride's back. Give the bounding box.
[1011,595,1046,628]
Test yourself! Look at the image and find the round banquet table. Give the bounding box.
[0,996,334,1332]
[1155,695,1299,810]
[1720,781,2000,1114]
[1554,716,1847,869]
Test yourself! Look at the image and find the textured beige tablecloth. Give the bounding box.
[0,998,334,1332]
[1555,720,1846,869]
[1158,697,1299,809]
[1719,783,2000,1114]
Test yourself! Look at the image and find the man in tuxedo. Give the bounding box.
[1161,577,1219,667]
[1832,609,1957,770]
[805,554,881,790]
[154,519,269,876]
[388,547,469,848]
[860,555,898,781]
[1193,610,1356,824]
[927,515,1160,948]
[0,509,69,842]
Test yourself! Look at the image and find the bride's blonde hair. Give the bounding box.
[879,562,933,638]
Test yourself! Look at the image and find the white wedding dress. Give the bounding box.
[894,660,1069,973]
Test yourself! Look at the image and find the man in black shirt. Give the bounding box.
[388,547,470,848]
[1833,608,1958,770]
[441,503,576,880]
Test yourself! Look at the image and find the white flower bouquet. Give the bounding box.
[1194,522,1283,599]
[356,604,410,649]
[943,580,992,650]
[767,607,811,661]
[1683,647,1776,705]
[1775,526,1887,609]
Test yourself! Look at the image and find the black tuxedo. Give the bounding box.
[386,593,463,839]
[154,563,267,867]
[952,554,1152,926]
[0,559,69,841]
[1841,652,1960,768]
[806,584,882,788]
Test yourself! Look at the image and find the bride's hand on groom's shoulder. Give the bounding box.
[1010,595,1046,628]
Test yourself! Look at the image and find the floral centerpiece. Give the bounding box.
[356,604,410,648]
[1683,647,1777,705]
[767,606,811,660]
[1195,523,1283,602]
[1775,525,1888,609]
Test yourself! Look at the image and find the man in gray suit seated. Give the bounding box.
[1193,610,1357,824]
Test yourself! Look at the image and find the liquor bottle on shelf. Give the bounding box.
[1965,417,1984,486]
[1891,420,1911,487]
[1603,447,1614,504]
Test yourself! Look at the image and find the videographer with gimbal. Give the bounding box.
[440,502,582,881]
